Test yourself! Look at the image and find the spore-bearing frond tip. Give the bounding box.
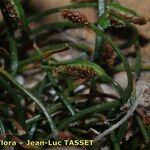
[61,9,90,26]
[52,64,98,80]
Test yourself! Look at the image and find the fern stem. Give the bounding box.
[7,30,18,76]
[58,101,120,130]
[33,43,76,116]
[89,24,133,103]
[0,68,57,135]
[136,115,150,143]
[92,0,105,62]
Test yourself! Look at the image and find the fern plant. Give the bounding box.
[0,0,149,149]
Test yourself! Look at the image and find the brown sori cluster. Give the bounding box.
[4,1,23,28]
[131,16,147,25]
[52,65,97,80]
[61,9,90,26]
[117,13,146,25]
[121,14,147,25]
[109,9,147,25]
[102,43,116,67]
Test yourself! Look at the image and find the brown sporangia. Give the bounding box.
[131,16,147,25]
[109,9,147,25]
[2,0,23,29]
[121,13,147,25]
[52,65,98,80]
[102,43,116,67]
[61,9,90,26]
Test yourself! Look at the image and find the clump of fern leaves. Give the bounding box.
[0,0,149,150]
